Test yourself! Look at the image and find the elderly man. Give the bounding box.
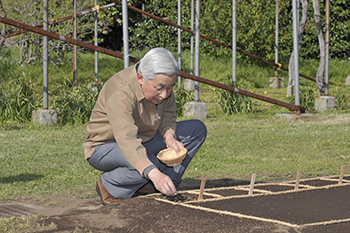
[83,48,207,205]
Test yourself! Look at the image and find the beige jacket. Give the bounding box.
[83,65,177,175]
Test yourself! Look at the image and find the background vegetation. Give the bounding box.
[2,0,349,64]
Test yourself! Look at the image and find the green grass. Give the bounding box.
[0,46,350,202]
[0,111,350,202]
[185,110,350,181]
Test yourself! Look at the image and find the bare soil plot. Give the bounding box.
[1,175,350,232]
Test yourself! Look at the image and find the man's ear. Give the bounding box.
[137,73,144,85]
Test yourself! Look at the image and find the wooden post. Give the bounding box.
[295,169,302,190]
[248,174,256,195]
[339,165,347,184]
[198,178,206,201]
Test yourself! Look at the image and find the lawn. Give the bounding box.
[1,47,350,201]
[1,110,349,202]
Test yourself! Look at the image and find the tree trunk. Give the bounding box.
[0,0,6,55]
[287,0,308,95]
[312,0,325,96]
[0,0,6,86]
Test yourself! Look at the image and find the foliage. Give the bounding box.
[123,0,349,62]
[50,79,100,125]
[213,79,257,115]
[0,76,99,124]
[330,85,350,110]
[287,86,317,111]
[301,0,350,59]
[173,83,194,117]
[3,0,96,63]
[0,77,42,123]
[0,47,19,83]
[2,0,349,63]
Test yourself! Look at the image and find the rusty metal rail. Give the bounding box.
[112,0,316,83]
[0,16,308,113]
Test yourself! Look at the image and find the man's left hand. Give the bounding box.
[164,134,184,154]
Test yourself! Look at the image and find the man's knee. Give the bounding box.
[190,119,207,140]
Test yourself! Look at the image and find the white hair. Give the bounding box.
[138,48,179,83]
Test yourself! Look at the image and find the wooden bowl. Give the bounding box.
[157,148,187,166]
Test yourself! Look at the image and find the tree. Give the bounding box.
[312,0,325,96]
[0,0,6,55]
[287,0,308,95]
[3,0,96,63]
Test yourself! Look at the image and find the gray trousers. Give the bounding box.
[88,119,207,199]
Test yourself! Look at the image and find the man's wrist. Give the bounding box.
[143,165,157,180]
[163,132,176,144]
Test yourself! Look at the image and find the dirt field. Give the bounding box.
[1,175,350,233]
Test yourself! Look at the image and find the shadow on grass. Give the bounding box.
[0,173,44,184]
[178,178,253,191]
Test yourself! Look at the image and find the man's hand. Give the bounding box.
[164,134,184,154]
[148,168,177,196]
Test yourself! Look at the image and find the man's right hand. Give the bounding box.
[148,168,177,196]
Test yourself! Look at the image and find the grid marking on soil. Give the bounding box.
[151,175,350,228]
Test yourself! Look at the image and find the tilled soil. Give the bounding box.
[1,176,350,232]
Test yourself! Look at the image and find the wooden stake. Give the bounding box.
[295,169,302,190]
[198,178,206,201]
[338,165,347,184]
[248,174,256,195]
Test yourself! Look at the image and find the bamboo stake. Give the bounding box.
[295,169,302,190]
[248,174,256,195]
[338,165,347,184]
[198,178,206,201]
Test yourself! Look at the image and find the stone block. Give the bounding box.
[315,96,337,111]
[184,79,195,91]
[32,109,57,125]
[184,101,207,119]
[88,82,103,92]
[269,77,284,88]
[346,75,350,86]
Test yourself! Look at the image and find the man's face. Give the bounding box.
[138,73,177,105]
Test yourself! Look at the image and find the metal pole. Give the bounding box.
[190,0,194,75]
[324,0,329,95]
[43,0,48,109]
[73,0,77,88]
[94,0,98,83]
[292,0,300,110]
[275,0,279,77]
[194,0,200,101]
[122,0,129,68]
[232,0,236,82]
[177,0,181,86]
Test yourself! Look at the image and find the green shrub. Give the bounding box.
[0,77,42,123]
[330,85,350,110]
[51,79,100,125]
[287,86,317,111]
[173,83,194,117]
[0,47,19,83]
[213,79,257,115]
